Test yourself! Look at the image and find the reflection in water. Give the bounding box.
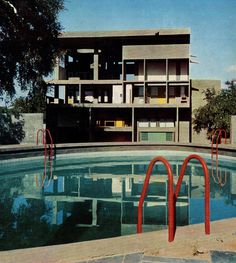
[0,155,236,251]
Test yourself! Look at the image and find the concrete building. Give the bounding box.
[46,28,220,143]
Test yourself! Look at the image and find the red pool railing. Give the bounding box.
[211,129,227,187]
[137,154,211,242]
[211,129,227,159]
[36,128,54,187]
[137,156,175,242]
[175,154,210,235]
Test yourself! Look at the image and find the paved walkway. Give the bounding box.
[77,251,236,263]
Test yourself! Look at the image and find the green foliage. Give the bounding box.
[193,81,236,138]
[0,0,64,97]
[12,77,47,113]
[0,106,25,144]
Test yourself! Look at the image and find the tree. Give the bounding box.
[0,0,64,98]
[0,106,25,144]
[193,81,236,138]
[12,77,47,113]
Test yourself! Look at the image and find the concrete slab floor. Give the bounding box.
[0,218,235,263]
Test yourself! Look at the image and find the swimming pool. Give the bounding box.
[0,150,236,251]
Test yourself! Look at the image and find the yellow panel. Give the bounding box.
[68,98,74,104]
[116,120,125,127]
[157,98,167,104]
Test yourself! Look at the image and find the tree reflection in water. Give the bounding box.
[0,176,53,251]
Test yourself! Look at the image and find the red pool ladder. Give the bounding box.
[211,129,227,187]
[137,154,210,242]
[175,154,210,236]
[137,156,175,242]
[36,128,54,187]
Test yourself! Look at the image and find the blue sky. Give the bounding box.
[60,0,236,87]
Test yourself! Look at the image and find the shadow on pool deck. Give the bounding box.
[0,217,236,263]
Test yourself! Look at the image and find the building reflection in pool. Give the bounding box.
[0,158,236,251]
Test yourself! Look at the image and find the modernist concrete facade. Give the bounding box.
[46,29,220,143]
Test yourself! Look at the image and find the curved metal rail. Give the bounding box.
[211,129,227,187]
[137,156,175,242]
[36,128,54,187]
[175,154,210,235]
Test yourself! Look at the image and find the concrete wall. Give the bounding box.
[231,115,236,145]
[123,44,189,60]
[21,113,44,144]
[125,84,132,103]
[179,121,190,143]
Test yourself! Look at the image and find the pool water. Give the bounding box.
[0,150,236,251]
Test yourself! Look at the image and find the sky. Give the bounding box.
[59,0,236,87]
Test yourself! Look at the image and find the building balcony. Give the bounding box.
[46,96,190,108]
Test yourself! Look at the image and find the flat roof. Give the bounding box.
[59,28,190,39]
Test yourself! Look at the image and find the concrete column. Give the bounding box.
[144,59,146,81]
[132,107,135,142]
[79,84,82,103]
[166,59,169,103]
[231,115,236,144]
[176,108,179,142]
[89,107,92,141]
[92,199,97,226]
[166,59,169,81]
[54,57,60,80]
[93,51,99,80]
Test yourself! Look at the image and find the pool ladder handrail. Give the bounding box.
[211,129,227,187]
[137,154,210,242]
[211,129,227,158]
[137,156,175,242]
[36,128,54,187]
[175,154,210,235]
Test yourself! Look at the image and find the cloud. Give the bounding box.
[226,65,236,73]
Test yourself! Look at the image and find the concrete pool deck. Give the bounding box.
[0,217,236,263]
[0,142,236,160]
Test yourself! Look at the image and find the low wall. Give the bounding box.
[21,113,44,144]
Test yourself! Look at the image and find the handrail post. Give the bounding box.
[175,154,210,235]
[137,156,175,242]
